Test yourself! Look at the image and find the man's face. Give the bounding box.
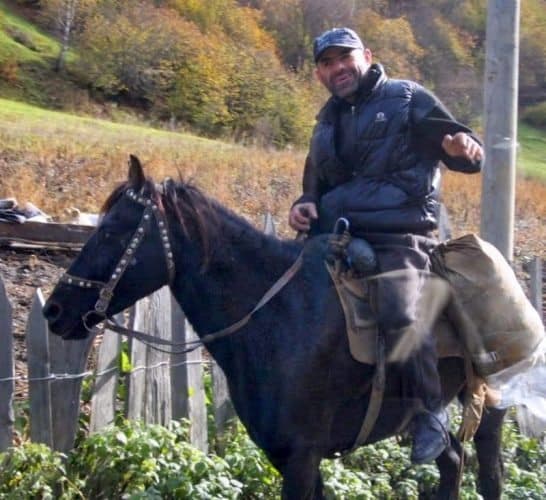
[315,47,372,101]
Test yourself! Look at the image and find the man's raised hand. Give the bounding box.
[442,132,483,163]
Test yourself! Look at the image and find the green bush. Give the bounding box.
[0,442,82,499]
[67,419,243,499]
[222,422,281,498]
[522,102,546,129]
[1,415,544,498]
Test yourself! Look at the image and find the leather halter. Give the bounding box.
[60,188,175,328]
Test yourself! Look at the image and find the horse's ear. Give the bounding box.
[128,154,145,191]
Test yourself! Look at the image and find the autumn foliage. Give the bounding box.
[7,0,546,146]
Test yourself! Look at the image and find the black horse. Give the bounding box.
[43,156,505,499]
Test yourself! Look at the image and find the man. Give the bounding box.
[289,27,484,464]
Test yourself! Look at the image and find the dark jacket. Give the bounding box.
[296,64,482,235]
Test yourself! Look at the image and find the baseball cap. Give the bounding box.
[313,27,364,63]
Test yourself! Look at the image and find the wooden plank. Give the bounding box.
[263,212,276,237]
[0,276,14,451]
[26,289,53,448]
[126,304,147,420]
[171,299,208,453]
[127,288,172,426]
[0,221,94,248]
[142,286,172,426]
[89,319,122,433]
[48,323,95,452]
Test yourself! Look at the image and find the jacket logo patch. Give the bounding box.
[375,112,387,122]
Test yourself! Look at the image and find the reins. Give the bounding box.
[60,186,304,354]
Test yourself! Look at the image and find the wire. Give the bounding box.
[0,358,212,384]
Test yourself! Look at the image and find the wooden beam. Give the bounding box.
[0,221,94,249]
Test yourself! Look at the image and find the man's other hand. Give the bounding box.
[289,202,318,232]
[442,132,483,163]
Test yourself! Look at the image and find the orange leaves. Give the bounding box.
[354,9,425,81]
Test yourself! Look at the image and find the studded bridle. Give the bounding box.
[60,187,175,330]
[58,185,304,354]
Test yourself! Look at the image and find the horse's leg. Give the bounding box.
[473,407,506,500]
[435,433,463,500]
[273,450,324,500]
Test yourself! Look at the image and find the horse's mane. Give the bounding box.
[101,176,268,271]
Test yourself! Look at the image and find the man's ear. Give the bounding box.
[314,67,326,86]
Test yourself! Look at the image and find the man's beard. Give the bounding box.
[330,71,361,99]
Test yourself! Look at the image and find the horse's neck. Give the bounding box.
[170,218,302,349]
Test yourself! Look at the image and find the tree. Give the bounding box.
[353,9,424,81]
[40,0,95,72]
[75,2,195,106]
[519,0,546,104]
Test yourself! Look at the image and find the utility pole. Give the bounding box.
[480,0,520,261]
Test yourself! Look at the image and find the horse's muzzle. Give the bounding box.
[42,300,90,340]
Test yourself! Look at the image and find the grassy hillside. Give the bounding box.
[519,123,546,181]
[0,1,83,108]
[0,98,544,258]
[0,98,305,233]
[0,2,59,63]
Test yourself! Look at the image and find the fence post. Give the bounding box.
[529,257,543,318]
[47,314,95,452]
[127,287,172,426]
[438,203,452,242]
[26,289,53,448]
[89,316,122,433]
[126,304,146,420]
[0,276,14,451]
[263,212,276,237]
[171,298,208,453]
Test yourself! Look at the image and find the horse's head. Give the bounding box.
[43,155,176,339]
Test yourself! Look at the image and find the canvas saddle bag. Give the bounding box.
[430,233,545,376]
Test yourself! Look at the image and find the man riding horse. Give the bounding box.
[289,27,484,465]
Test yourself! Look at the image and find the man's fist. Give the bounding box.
[442,132,483,163]
[288,202,318,232]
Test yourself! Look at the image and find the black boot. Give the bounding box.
[410,409,449,464]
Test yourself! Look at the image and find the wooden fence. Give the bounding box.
[0,279,238,454]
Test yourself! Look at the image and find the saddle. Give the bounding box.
[326,263,463,366]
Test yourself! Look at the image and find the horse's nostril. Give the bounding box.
[43,302,62,321]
